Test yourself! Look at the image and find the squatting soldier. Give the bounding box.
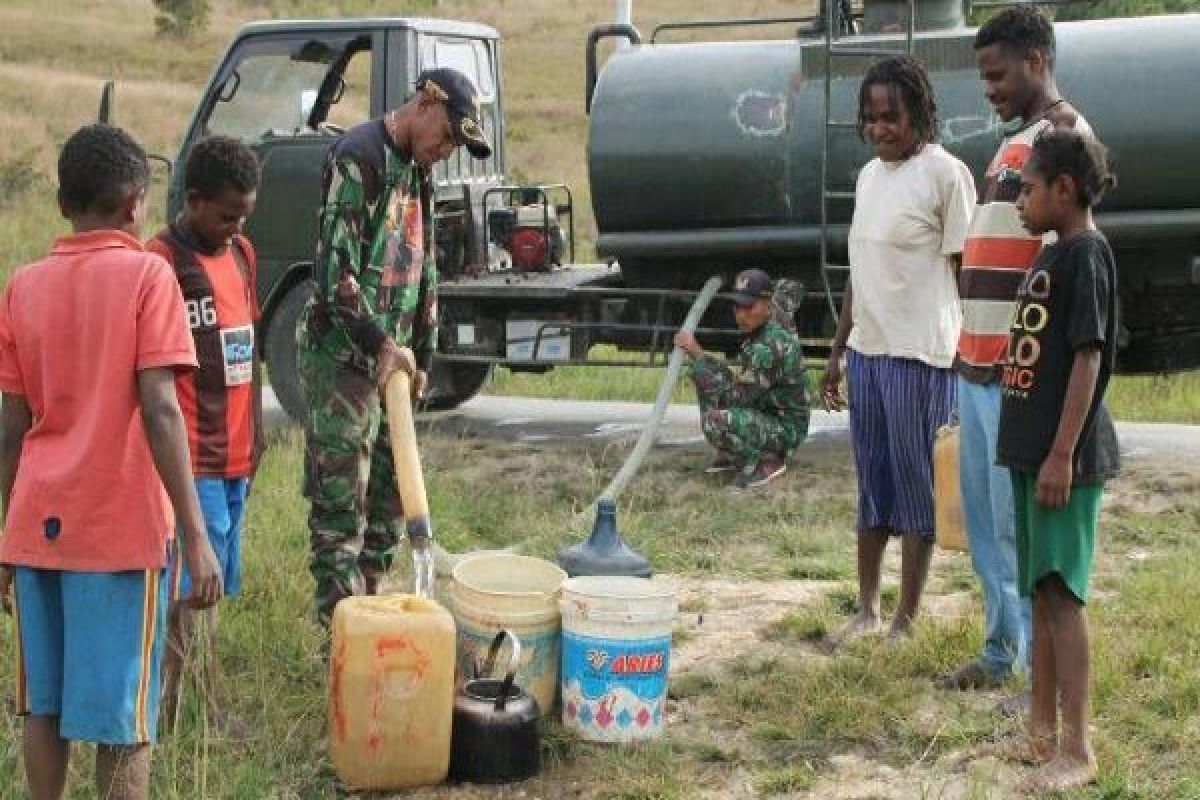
[299,67,492,625]
[673,268,811,489]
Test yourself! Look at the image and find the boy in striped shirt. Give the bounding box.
[148,135,263,735]
[936,7,1090,703]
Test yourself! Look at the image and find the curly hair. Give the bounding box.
[974,5,1056,66]
[857,55,939,146]
[184,135,260,199]
[1029,129,1116,209]
[57,124,148,216]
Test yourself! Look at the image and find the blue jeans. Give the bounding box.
[958,378,1031,678]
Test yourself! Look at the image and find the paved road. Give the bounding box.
[264,389,1200,466]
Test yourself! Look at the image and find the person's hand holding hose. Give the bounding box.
[376,340,418,396]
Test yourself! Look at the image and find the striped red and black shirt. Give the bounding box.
[148,225,261,478]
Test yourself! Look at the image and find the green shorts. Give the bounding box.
[1011,470,1103,604]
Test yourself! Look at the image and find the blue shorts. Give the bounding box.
[173,477,248,600]
[848,350,956,541]
[12,567,168,744]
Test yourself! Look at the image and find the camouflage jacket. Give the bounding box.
[302,119,437,373]
[689,320,810,429]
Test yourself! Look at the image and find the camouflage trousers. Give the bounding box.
[695,387,803,467]
[298,343,403,625]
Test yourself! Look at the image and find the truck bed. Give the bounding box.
[439,264,618,299]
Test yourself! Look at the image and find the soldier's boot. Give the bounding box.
[702,407,793,488]
[735,453,788,490]
[704,450,739,474]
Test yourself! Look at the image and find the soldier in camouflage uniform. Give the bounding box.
[674,269,810,489]
[298,68,492,624]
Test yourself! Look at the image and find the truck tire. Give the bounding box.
[425,362,492,411]
[264,282,311,424]
[266,281,491,418]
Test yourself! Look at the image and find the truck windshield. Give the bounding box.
[207,52,329,141]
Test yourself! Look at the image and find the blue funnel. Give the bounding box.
[557,499,652,578]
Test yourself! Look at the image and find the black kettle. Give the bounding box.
[449,630,541,784]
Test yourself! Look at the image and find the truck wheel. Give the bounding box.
[425,362,492,411]
[264,282,311,424]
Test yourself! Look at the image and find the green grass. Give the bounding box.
[2,417,1199,797]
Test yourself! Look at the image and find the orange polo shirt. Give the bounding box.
[0,230,197,572]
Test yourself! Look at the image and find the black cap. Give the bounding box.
[729,268,773,306]
[415,68,493,160]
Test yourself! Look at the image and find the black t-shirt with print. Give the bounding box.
[996,230,1120,483]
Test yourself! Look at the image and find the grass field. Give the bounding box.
[3,1,1200,797]
[3,425,1198,798]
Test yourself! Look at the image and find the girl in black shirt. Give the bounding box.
[997,129,1118,792]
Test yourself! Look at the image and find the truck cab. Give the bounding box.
[170,18,506,417]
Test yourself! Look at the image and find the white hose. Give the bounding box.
[596,275,722,504]
[432,274,724,574]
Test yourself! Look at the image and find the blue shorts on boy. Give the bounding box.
[174,477,249,600]
[12,567,169,744]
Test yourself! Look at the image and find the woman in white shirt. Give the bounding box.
[823,55,977,643]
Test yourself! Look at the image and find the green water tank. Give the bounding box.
[587,14,1200,269]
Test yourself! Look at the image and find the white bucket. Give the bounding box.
[450,553,566,715]
[559,576,676,742]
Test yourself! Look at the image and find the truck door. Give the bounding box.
[171,30,382,306]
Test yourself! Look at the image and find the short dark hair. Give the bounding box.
[1028,129,1116,209]
[974,6,1056,66]
[57,124,149,216]
[184,135,260,199]
[857,55,939,146]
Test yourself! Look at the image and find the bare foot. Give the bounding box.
[831,612,882,648]
[1020,754,1098,793]
[999,732,1056,766]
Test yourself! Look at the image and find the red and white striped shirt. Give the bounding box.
[955,115,1091,381]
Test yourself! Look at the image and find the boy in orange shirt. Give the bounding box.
[0,124,221,800]
[146,135,263,735]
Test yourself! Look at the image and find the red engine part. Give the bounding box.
[508,227,550,272]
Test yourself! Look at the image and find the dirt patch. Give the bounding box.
[664,577,836,672]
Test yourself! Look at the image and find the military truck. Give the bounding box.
[157,4,1200,421]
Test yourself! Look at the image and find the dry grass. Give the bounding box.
[0,0,815,275]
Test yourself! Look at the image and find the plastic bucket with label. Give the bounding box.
[559,576,676,742]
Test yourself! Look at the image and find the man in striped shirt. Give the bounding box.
[936,7,1090,702]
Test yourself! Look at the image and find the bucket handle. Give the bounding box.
[476,630,522,712]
